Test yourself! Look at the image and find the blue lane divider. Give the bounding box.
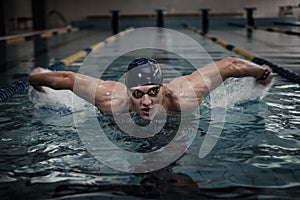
[0,28,134,102]
[183,24,300,84]
[253,57,300,84]
[0,78,29,102]
[0,48,91,102]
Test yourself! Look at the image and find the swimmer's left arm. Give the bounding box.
[169,58,230,105]
[170,57,272,107]
[191,57,272,96]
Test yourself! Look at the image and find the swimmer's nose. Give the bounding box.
[141,94,152,106]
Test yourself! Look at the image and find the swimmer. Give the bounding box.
[29,57,272,120]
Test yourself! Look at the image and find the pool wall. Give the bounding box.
[72,16,297,30]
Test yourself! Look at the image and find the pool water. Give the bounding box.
[0,28,300,200]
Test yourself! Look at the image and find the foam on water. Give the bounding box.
[29,86,88,111]
[208,77,273,109]
[28,68,86,111]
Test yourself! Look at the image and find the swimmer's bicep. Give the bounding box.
[165,78,204,112]
[71,74,104,104]
[169,74,208,99]
[94,81,128,113]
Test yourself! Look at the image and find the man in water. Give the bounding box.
[29,57,272,120]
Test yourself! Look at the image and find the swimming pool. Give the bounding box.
[0,27,300,199]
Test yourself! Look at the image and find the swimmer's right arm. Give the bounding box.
[29,67,129,113]
[29,67,103,102]
[29,67,76,92]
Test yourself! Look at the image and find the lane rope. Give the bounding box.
[228,22,300,36]
[273,21,300,27]
[0,26,79,46]
[183,24,300,84]
[0,28,134,102]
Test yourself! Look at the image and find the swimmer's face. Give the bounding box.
[128,85,162,120]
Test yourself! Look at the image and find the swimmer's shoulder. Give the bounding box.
[95,81,128,114]
[161,85,181,112]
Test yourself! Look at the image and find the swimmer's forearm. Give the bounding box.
[29,69,103,104]
[190,57,271,97]
[29,70,75,90]
[218,57,267,80]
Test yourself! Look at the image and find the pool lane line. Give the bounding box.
[183,24,300,84]
[0,26,79,46]
[228,22,300,36]
[273,21,300,27]
[0,28,134,102]
[58,28,133,66]
[221,28,299,53]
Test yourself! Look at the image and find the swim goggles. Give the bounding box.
[130,86,161,99]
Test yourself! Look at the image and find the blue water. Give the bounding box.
[0,28,300,199]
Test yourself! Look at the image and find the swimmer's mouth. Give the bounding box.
[141,107,151,115]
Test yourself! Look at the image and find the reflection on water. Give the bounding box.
[1,27,300,199]
[0,73,300,199]
[100,113,182,153]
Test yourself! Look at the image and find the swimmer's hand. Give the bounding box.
[256,65,273,86]
[29,67,46,93]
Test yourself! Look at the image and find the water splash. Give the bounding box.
[28,86,87,111]
[207,77,273,109]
